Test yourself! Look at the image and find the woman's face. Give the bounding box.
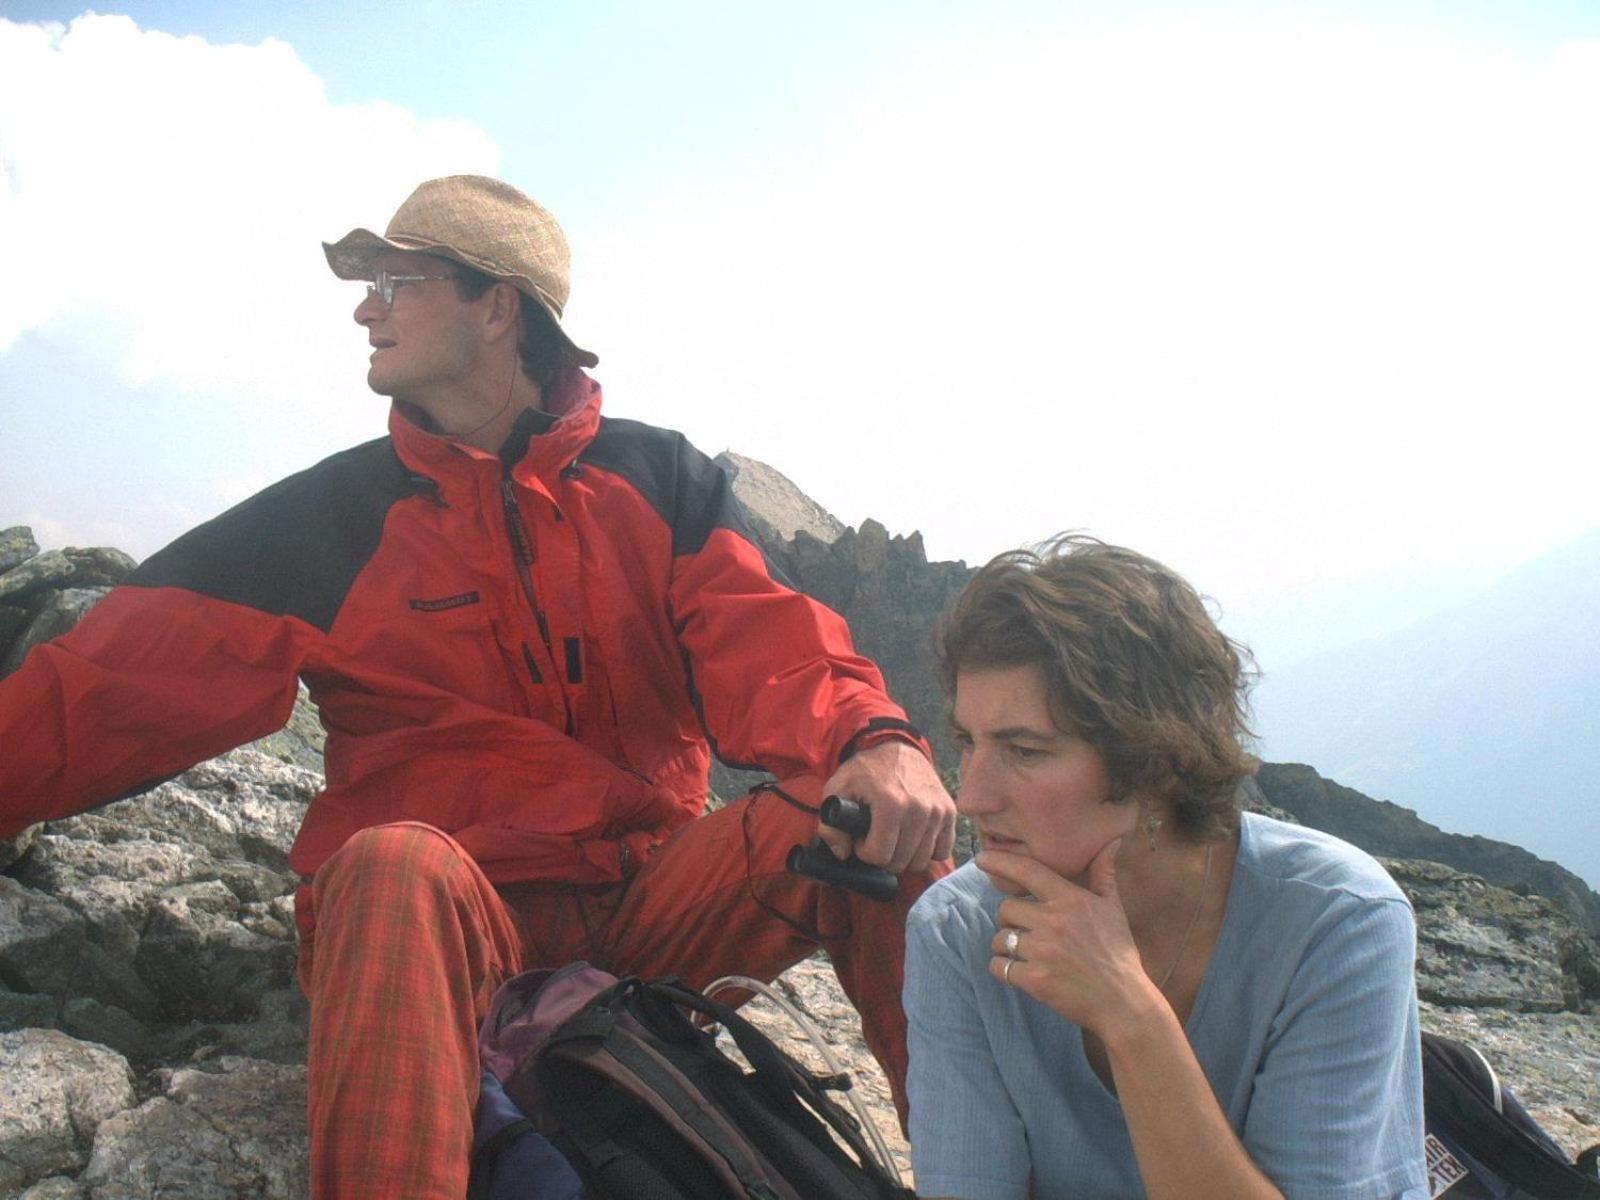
[952,662,1141,885]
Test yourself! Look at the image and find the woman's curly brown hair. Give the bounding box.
[937,534,1258,841]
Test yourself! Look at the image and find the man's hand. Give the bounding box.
[818,740,955,874]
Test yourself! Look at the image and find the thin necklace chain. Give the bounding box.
[1154,843,1214,993]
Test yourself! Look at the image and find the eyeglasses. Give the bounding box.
[365,269,457,307]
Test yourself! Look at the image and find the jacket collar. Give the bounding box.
[388,369,603,490]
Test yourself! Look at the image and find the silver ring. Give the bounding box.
[1002,927,1021,959]
[1003,956,1017,986]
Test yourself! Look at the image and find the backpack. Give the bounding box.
[477,961,914,1200]
[1423,1031,1600,1199]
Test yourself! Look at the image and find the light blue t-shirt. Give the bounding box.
[905,813,1428,1200]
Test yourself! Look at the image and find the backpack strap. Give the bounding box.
[1460,1042,1503,1114]
[641,980,896,1185]
[643,979,908,1196]
[542,1003,797,1200]
[707,972,905,1188]
[1577,1146,1600,1179]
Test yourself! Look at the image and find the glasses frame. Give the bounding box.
[366,268,458,307]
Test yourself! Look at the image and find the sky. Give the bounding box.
[2,1,1598,688]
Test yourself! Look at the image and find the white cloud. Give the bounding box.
[579,15,1600,660]
[2,12,1596,669]
[0,14,499,411]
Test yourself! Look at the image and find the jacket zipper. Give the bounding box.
[501,474,578,736]
[500,477,554,657]
[500,476,572,737]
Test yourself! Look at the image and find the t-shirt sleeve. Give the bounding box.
[1242,895,1429,1200]
[905,895,1032,1200]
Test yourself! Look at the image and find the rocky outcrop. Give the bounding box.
[1,744,1595,1196]
[1,1030,308,1200]
[0,745,313,1198]
[1254,763,1600,934]
[1236,791,1600,1017]
[0,1030,135,1195]
[0,529,135,681]
[1387,857,1600,1013]
[3,504,1599,1194]
[1,750,314,1069]
[718,452,847,547]
[80,1057,308,1200]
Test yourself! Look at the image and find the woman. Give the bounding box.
[905,536,1426,1200]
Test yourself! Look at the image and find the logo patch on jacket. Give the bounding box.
[409,591,481,612]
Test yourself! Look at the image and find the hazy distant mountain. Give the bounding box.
[1254,528,1600,888]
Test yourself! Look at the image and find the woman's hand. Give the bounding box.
[979,839,1164,1035]
[981,840,1284,1200]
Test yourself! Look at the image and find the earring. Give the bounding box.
[1142,805,1163,851]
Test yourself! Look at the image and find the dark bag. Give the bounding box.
[1423,1031,1600,1199]
[479,961,913,1200]
[468,1068,584,1200]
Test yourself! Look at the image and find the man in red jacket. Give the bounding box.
[0,175,954,1199]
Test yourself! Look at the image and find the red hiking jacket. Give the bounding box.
[0,374,918,884]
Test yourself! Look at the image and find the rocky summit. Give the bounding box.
[2,502,1598,1196]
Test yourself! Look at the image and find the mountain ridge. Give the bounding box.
[1254,526,1600,889]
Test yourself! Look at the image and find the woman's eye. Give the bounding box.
[1009,744,1045,761]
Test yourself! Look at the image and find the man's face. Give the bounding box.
[353,251,482,410]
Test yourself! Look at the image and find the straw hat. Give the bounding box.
[323,175,597,368]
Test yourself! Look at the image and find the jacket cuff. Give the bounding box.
[835,716,932,769]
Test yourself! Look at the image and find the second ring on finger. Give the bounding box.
[1002,927,1023,960]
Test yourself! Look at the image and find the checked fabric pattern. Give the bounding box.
[295,777,948,1199]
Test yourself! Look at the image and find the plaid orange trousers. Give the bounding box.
[294,776,950,1199]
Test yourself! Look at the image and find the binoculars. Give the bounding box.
[786,795,898,902]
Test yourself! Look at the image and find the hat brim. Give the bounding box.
[322,228,599,368]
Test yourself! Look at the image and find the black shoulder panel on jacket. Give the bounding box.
[581,417,775,564]
[128,436,421,633]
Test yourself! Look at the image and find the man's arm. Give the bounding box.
[0,583,313,836]
[661,442,953,871]
[0,436,428,838]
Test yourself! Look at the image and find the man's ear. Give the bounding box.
[483,281,522,343]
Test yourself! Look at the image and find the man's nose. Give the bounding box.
[354,289,383,326]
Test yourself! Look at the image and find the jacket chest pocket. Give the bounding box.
[361,596,541,719]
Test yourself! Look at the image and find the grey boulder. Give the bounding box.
[0,1029,136,1194]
